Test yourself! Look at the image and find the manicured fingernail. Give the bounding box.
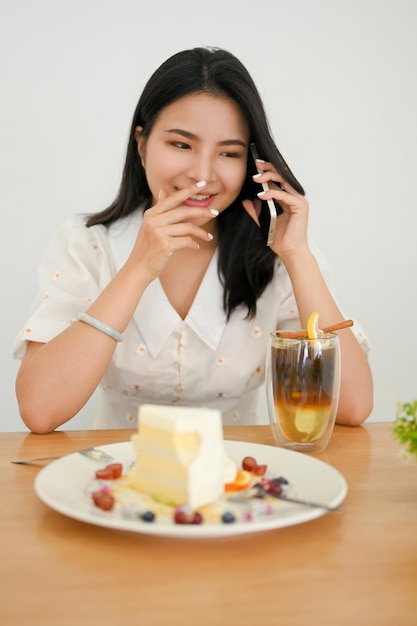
[256,158,266,163]
[196,180,207,188]
[257,190,266,197]
[207,233,214,240]
[210,209,219,216]
[253,173,262,179]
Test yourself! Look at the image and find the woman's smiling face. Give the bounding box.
[136,92,250,221]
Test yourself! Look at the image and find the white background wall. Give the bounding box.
[1,0,416,431]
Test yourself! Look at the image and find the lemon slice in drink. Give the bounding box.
[307,311,320,339]
[294,407,330,442]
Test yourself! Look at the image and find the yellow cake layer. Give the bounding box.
[135,451,189,479]
[128,472,187,505]
[132,427,200,464]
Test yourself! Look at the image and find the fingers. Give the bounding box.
[164,234,204,255]
[154,180,208,214]
[163,222,215,247]
[256,187,309,217]
[140,179,217,259]
[146,180,218,240]
[252,160,309,217]
[253,160,298,195]
[150,180,220,231]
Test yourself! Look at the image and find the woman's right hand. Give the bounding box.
[127,181,218,282]
[16,181,219,433]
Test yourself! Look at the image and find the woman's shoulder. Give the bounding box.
[55,214,107,239]
[50,209,143,271]
[36,215,115,278]
[49,214,110,252]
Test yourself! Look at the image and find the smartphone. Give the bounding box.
[250,143,282,246]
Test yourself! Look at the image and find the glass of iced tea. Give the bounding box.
[266,331,341,453]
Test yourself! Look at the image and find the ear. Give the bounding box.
[242,198,261,227]
[134,125,146,166]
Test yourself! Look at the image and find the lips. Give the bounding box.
[183,193,215,208]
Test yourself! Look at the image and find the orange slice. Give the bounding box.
[224,469,252,492]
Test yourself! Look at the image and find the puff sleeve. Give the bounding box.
[13,217,115,359]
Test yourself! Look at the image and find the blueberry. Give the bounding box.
[222,511,236,524]
[276,476,289,485]
[141,510,156,522]
[269,477,289,487]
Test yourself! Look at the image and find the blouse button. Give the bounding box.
[173,361,181,370]
[175,384,183,393]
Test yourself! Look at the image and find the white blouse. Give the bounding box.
[13,211,370,428]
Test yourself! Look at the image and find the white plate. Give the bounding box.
[35,440,347,538]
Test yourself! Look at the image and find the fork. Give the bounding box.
[10,447,115,465]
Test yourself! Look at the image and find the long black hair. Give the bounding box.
[86,47,305,319]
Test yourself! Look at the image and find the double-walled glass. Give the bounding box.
[266,331,341,453]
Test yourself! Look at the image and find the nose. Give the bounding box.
[187,150,216,183]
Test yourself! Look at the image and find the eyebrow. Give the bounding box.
[165,128,247,148]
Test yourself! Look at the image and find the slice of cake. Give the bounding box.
[128,404,225,509]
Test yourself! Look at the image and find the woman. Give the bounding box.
[14,47,373,433]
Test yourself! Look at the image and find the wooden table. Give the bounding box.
[1,423,416,626]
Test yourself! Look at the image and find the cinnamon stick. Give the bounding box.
[277,319,354,339]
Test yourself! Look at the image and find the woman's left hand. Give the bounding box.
[242,160,310,261]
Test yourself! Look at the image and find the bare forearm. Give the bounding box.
[283,249,374,425]
[16,263,150,433]
[16,331,114,432]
